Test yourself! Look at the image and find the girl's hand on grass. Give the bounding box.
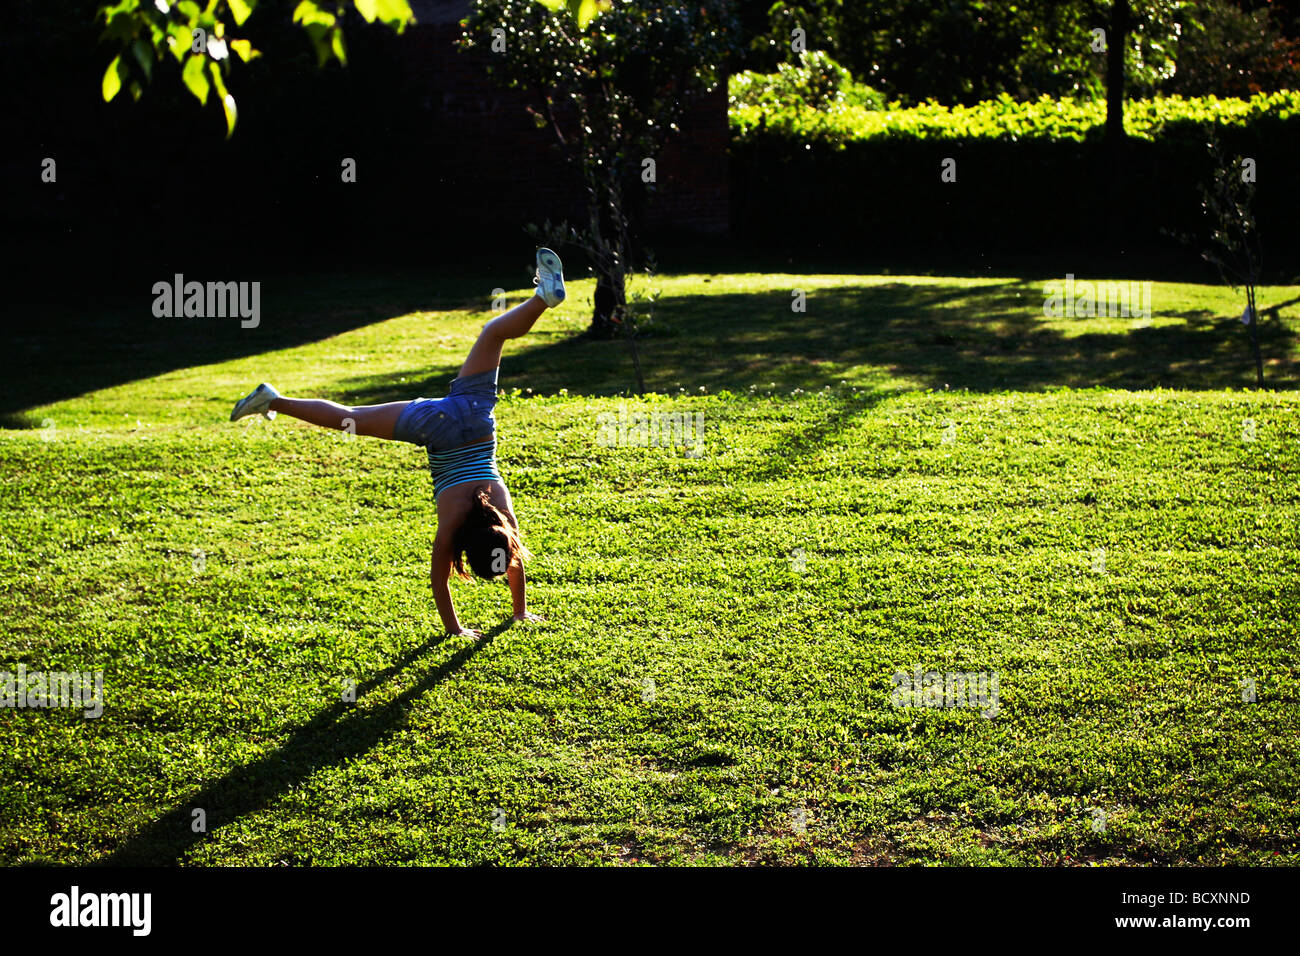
[512,612,544,625]
[449,627,483,639]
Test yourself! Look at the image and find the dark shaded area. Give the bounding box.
[332,282,1300,403]
[743,386,891,484]
[730,122,1300,284]
[9,1,1296,333]
[97,622,509,866]
[5,3,1298,420]
[4,276,1295,425]
[0,270,505,424]
[2,1,719,315]
[6,3,440,290]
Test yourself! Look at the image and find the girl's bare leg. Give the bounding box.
[458,295,548,379]
[268,398,411,440]
[261,287,549,439]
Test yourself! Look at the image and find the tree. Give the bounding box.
[734,1,1195,105]
[1168,0,1300,96]
[1198,138,1266,388]
[460,0,738,337]
[740,1,1103,103]
[95,0,415,136]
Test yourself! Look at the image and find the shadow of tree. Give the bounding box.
[743,387,893,483]
[96,619,513,866]
[334,281,1299,404]
[322,279,1300,490]
[9,277,1294,429]
[0,271,497,425]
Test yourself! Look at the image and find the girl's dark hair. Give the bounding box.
[452,487,531,580]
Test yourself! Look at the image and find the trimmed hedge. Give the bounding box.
[730,91,1300,144]
[729,93,1300,271]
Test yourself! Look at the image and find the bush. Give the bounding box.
[730,89,1300,146]
[728,92,1300,271]
[728,50,884,116]
[1170,0,1300,98]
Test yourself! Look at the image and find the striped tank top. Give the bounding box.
[427,437,502,497]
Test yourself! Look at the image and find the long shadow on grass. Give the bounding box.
[745,387,894,483]
[0,271,501,426]
[18,278,1294,427]
[329,281,1010,404]
[97,622,511,865]
[332,281,1299,404]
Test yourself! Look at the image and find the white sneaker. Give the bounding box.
[230,383,280,421]
[533,248,565,307]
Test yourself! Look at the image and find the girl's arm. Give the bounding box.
[431,533,478,637]
[507,560,527,618]
[508,560,542,623]
[499,496,541,624]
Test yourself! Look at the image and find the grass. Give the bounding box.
[1,272,1298,865]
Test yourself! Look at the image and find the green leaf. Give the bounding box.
[353,0,412,32]
[97,0,138,23]
[181,52,210,104]
[369,0,413,32]
[99,6,140,44]
[221,94,238,136]
[229,38,259,63]
[292,1,332,27]
[166,22,191,62]
[102,55,126,102]
[228,0,255,26]
[293,0,339,65]
[209,60,237,137]
[574,0,597,27]
[130,39,153,82]
[536,0,604,24]
[330,25,348,65]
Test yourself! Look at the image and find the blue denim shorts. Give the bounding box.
[392,368,498,451]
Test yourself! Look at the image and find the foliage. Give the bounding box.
[733,0,1297,105]
[460,0,737,340]
[95,0,414,135]
[1168,0,1300,96]
[533,0,608,28]
[1174,133,1267,386]
[730,88,1300,146]
[739,0,1186,105]
[729,50,884,114]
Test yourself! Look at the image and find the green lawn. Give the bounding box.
[2,273,1298,865]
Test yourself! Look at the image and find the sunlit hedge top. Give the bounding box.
[729,90,1300,146]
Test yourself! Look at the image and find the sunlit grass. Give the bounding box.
[1,273,1297,865]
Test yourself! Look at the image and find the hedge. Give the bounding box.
[729,91,1300,145]
[728,93,1300,271]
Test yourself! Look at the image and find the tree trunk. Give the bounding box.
[587,164,631,338]
[1105,0,1130,247]
[591,273,620,338]
[1247,285,1264,389]
[1105,0,1129,148]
